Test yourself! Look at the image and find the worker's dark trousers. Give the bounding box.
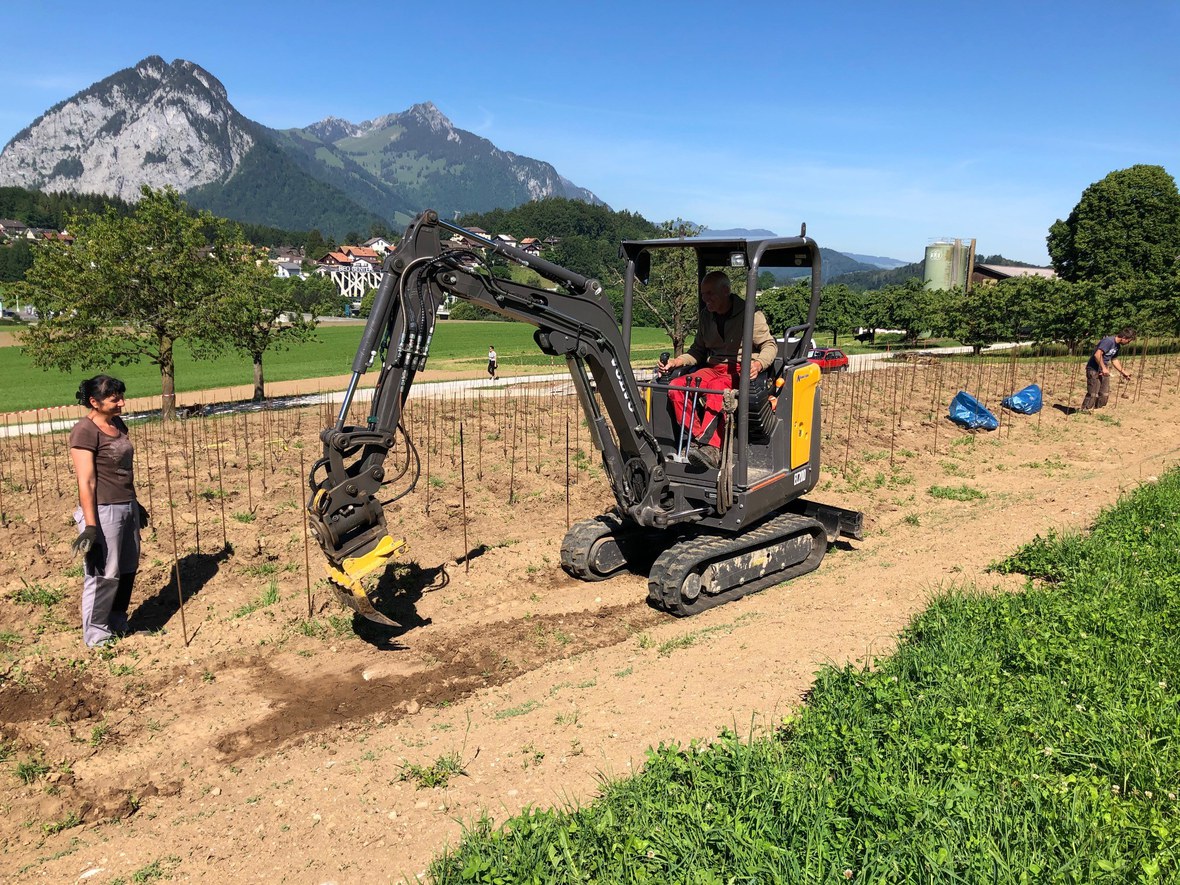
[1081,368,1109,410]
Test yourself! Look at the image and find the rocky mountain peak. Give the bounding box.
[0,58,604,233]
[304,116,363,143]
[0,56,253,202]
[407,101,451,131]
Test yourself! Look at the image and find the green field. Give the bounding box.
[429,470,1180,882]
[0,321,676,412]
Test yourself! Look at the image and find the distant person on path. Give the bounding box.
[487,345,498,381]
[1081,328,1135,411]
[68,375,149,647]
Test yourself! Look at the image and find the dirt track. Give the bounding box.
[1,360,1178,883]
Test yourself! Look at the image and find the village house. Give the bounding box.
[0,219,28,239]
[273,261,305,279]
[363,236,393,255]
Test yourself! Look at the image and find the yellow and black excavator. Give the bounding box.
[307,210,862,623]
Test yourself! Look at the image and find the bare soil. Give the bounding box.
[2,360,1178,883]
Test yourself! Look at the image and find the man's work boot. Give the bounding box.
[688,444,722,470]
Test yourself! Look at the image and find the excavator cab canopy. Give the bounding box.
[619,233,823,360]
[621,235,817,286]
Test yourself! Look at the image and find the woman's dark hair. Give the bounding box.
[76,375,126,408]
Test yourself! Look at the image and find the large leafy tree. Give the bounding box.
[1016,276,1104,354]
[815,283,862,346]
[18,186,260,419]
[1048,165,1180,283]
[1141,269,1180,335]
[758,281,811,340]
[865,278,932,345]
[943,283,1026,355]
[0,238,33,282]
[201,258,320,401]
[280,273,341,316]
[634,220,703,355]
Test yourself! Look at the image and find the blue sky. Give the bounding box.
[2,1,1177,264]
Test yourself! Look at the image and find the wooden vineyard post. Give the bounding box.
[843,366,856,473]
[215,417,228,550]
[189,422,200,556]
[425,397,432,516]
[30,427,45,553]
[459,423,470,574]
[889,365,899,470]
[243,412,254,513]
[565,413,571,529]
[162,442,190,646]
[300,444,312,616]
[508,400,519,506]
[862,367,874,436]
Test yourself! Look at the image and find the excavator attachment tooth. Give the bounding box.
[326,535,408,627]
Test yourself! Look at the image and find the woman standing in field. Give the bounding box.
[68,375,148,647]
[487,345,498,381]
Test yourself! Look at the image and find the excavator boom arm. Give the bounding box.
[307,210,668,584]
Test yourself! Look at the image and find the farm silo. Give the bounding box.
[923,238,975,291]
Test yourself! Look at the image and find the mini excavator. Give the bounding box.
[307,210,862,623]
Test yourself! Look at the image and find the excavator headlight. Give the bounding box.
[729,251,746,267]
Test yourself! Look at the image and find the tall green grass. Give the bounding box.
[430,471,1180,883]
[0,322,675,412]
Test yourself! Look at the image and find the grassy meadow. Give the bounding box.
[0,321,676,412]
[429,469,1180,883]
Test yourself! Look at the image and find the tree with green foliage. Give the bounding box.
[758,281,811,340]
[1048,165,1180,283]
[304,229,328,262]
[815,283,862,346]
[17,186,262,419]
[284,273,341,316]
[448,301,502,321]
[1012,276,1103,354]
[367,221,391,241]
[460,198,660,313]
[1141,269,1180,335]
[0,238,33,282]
[199,256,320,401]
[941,283,1026,355]
[0,185,133,231]
[634,220,703,355]
[862,278,931,345]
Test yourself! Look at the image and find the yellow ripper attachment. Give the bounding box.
[326,535,408,627]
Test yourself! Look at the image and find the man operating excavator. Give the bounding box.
[658,270,778,469]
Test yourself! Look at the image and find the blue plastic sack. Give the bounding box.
[948,390,999,431]
[1001,383,1043,415]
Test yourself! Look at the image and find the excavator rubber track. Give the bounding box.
[561,512,669,582]
[648,511,826,617]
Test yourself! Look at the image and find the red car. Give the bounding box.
[807,347,849,373]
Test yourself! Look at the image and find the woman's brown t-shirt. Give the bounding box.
[69,417,135,504]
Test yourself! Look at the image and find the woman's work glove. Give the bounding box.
[136,502,150,529]
[71,525,99,557]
